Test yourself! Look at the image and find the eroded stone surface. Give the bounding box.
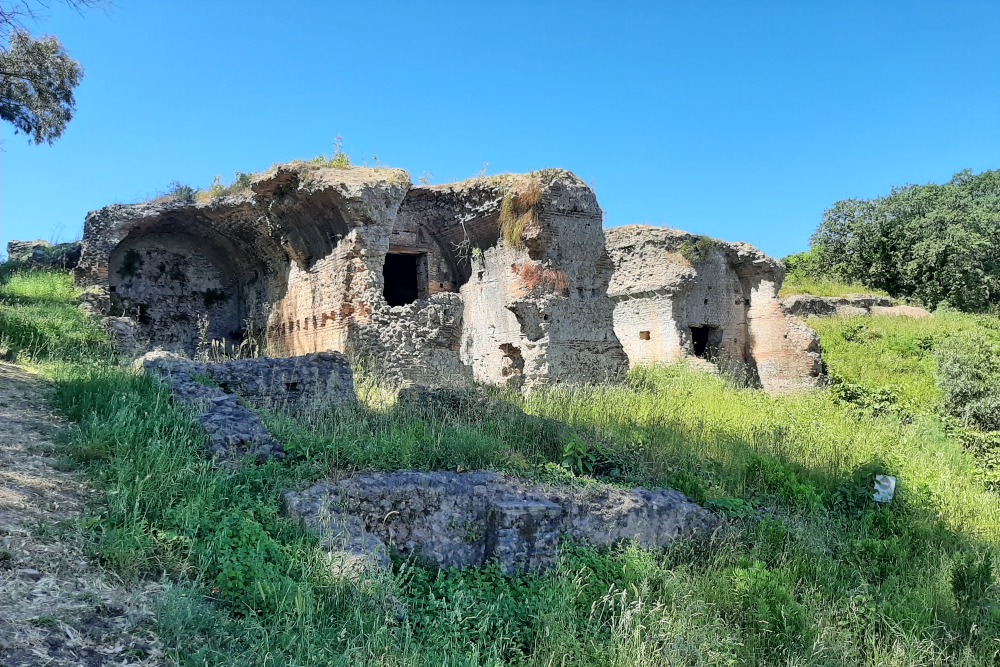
[77,165,628,391]
[137,351,355,459]
[285,471,718,574]
[781,294,931,318]
[605,225,823,394]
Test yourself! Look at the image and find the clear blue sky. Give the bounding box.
[2,1,998,259]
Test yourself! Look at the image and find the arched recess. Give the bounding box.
[107,208,289,354]
[396,186,506,291]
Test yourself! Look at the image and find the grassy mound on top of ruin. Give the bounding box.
[3,266,1000,666]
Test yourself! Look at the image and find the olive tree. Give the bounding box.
[0,1,101,144]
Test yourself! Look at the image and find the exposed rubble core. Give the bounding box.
[605,225,823,394]
[77,165,628,390]
[782,294,931,319]
[285,471,719,574]
[137,350,355,459]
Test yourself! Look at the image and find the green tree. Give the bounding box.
[808,169,1000,312]
[0,1,100,144]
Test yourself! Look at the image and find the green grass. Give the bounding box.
[0,268,110,362]
[3,266,1000,666]
[781,273,890,298]
[811,312,1000,415]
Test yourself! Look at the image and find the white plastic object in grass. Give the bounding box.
[873,475,896,503]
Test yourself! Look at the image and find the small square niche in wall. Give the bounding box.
[639,331,651,341]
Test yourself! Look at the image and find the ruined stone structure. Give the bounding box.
[138,350,355,459]
[6,239,81,269]
[782,294,931,319]
[77,164,627,390]
[605,226,823,393]
[285,471,718,574]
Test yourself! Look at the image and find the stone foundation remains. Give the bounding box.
[138,350,355,459]
[77,165,628,390]
[284,471,718,574]
[605,225,823,394]
[6,239,81,270]
[782,294,931,319]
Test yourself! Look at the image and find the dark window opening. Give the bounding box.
[383,253,427,306]
[639,330,651,340]
[690,325,722,359]
[285,382,299,392]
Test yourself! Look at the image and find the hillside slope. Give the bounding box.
[1,266,998,666]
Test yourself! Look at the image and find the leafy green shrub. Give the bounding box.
[678,235,716,263]
[935,333,1000,430]
[166,181,197,204]
[828,374,909,421]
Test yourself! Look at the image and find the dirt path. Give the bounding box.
[0,362,162,666]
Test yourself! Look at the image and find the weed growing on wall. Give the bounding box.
[499,178,542,248]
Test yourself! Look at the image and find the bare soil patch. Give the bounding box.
[0,362,162,666]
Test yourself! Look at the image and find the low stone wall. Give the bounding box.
[782,294,931,318]
[6,240,81,270]
[137,351,355,460]
[285,471,719,574]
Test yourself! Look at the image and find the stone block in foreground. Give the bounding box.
[284,471,719,575]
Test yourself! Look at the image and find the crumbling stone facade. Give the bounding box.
[77,164,627,390]
[605,225,822,393]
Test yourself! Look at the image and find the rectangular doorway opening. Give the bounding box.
[383,252,427,307]
[690,325,722,359]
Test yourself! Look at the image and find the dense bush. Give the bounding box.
[935,333,1000,431]
[806,169,1000,311]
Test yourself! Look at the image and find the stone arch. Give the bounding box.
[104,208,289,355]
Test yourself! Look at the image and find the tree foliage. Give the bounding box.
[808,169,1000,312]
[0,1,98,144]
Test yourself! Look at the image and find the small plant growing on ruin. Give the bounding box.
[561,433,604,476]
[499,179,542,248]
[679,235,717,264]
[165,181,198,205]
[191,372,216,388]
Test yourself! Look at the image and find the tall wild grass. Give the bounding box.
[2,266,999,666]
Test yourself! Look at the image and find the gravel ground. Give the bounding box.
[0,362,163,666]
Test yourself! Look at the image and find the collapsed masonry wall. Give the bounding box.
[138,350,356,459]
[605,225,822,393]
[77,164,628,390]
[6,239,81,269]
